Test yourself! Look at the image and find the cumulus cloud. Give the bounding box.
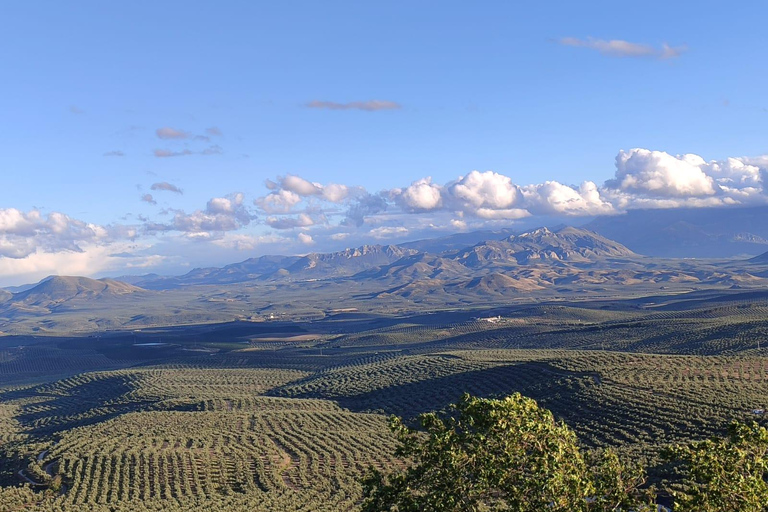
[141,194,157,205]
[297,232,314,245]
[447,171,521,211]
[162,193,255,234]
[610,149,716,197]
[255,175,357,216]
[0,208,113,259]
[206,127,222,136]
[601,148,767,209]
[306,100,401,111]
[345,194,388,227]
[559,37,686,59]
[392,177,443,211]
[281,174,323,196]
[156,127,190,139]
[256,189,302,214]
[522,181,615,216]
[151,182,183,194]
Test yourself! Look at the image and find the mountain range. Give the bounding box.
[584,205,768,258]
[3,225,768,334]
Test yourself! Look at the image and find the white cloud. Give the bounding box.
[450,219,467,230]
[0,208,112,259]
[369,226,409,239]
[297,232,315,245]
[393,177,443,211]
[0,242,158,286]
[559,37,686,59]
[164,193,254,233]
[522,181,615,216]
[266,213,316,230]
[256,189,302,214]
[610,148,717,197]
[322,183,350,202]
[281,175,322,196]
[447,170,521,211]
[474,208,531,220]
[255,175,356,215]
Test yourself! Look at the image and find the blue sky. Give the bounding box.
[1,1,767,285]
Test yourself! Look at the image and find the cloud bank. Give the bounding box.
[252,148,768,241]
[2,147,767,284]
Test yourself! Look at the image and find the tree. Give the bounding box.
[664,421,768,512]
[361,393,653,512]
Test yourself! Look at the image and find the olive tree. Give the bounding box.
[664,421,768,512]
[361,393,653,512]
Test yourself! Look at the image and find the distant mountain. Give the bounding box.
[3,275,56,293]
[400,229,516,254]
[126,255,302,289]
[451,226,636,268]
[749,250,768,264]
[355,252,467,281]
[114,273,163,286]
[2,226,768,334]
[12,276,145,306]
[586,206,768,258]
[271,245,420,280]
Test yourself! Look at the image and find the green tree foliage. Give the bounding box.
[361,393,653,512]
[664,421,768,512]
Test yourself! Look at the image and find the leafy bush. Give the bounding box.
[362,393,654,512]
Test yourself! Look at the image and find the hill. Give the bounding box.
[12,276,145,305]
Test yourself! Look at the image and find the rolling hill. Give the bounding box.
[11,276,145,306]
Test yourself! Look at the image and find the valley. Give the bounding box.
[2,226,768,510]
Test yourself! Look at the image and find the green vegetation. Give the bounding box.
[362,393,653,511]
[664,421,768,511]
[1,294,768,510]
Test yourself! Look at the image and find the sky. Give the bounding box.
[1,1,767,285]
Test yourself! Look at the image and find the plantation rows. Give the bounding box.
[0,347,127,381]
[4,301,768,511]
[44,403,397,510]
[271,354,500,402]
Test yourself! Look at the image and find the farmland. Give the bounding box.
[2,289,768,510]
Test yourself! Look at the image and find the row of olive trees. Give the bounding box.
[362,393,768,512]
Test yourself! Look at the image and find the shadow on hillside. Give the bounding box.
[10,375,146,438]
[307,362,596,423]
